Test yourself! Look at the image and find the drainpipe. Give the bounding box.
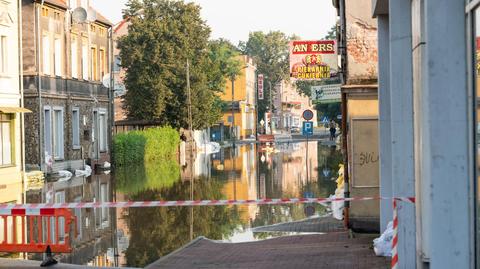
[341,91,349,228]
[109,26,114,169]
[18,0,25,204]
[36,1,44,171]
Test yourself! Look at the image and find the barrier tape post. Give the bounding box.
[391,199,399,269]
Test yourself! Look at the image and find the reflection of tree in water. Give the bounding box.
[124,177,244,267]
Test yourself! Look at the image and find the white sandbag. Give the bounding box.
[373,221,394,256]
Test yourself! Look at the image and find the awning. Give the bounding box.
[0,107,32,113]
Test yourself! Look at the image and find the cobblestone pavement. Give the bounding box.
[146,232,390,269]
[252,216,345,233]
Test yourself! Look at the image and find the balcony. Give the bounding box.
[23,76,109,98]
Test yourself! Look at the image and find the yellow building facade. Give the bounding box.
[219,55,257,140]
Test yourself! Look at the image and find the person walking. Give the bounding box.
[329,120,336,141]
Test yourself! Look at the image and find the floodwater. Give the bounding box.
[17,141,342,267]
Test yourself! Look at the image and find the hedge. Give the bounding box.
[114,127,180,166]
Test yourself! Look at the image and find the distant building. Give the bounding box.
[112,18,128,122]
[22,0,113,173]
[272,81,317,131]
[212,55,257,141]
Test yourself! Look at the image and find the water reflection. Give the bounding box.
[14,141,341,268]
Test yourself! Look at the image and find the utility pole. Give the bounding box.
[231,75,236,199]
[186,59,194,241]
[268,81,273,135]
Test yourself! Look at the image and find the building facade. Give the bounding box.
[272,81,317,131]
[333,0,380,232]
[0,0,29,208]
[0,0,30,204]
[370,0,476,268]
[22,0,112,173]
[214,55,257,140]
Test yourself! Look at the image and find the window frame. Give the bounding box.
[71,34,78,78]
[52,106,64,160]
[72,107,80,149]
[42,33,51,75]
[0,36,7,75]
[54,36,62,77]
[0,113,14,167]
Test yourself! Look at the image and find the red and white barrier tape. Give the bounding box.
[391,199,399,269]
[0,196,415,211]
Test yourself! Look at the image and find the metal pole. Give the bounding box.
[268,81,272,135]
[306,124,309,182]
[231,76,235,146]
[186,59,194,241]
[254,71,259,141]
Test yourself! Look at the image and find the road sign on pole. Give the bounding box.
[302,109,314,121]
[302,121,313,136]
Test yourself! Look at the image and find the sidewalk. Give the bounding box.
[146,231,389,269]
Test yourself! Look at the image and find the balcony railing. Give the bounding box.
[23,76,109,97]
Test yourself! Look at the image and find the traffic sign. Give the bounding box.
[302,121,313,136]
[302,109,314,121]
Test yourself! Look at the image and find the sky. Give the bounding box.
[91,0,337,45]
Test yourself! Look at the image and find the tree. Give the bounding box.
[118,0,239,130]
[239,31,292,119]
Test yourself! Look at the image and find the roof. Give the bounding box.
[113,18,129,34]
[94,9,113,26]
[37,0,68,9]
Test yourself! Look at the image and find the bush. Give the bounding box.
[113,127,180,166]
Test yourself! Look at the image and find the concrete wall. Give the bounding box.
[345,88,380,232]
[345,0,378,85]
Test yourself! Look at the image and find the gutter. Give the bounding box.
[36,2,44,170]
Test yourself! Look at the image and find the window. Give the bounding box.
[53,108,64,159]
[53,11,60,21]
[0,36,6,74]
[0,114,13,166]
[99,111,107,152]
[90,47,97,80]
[54,37,61,76]
[44,108,52,157]
[71,35,78,78]
[41,7,49,17]
[98,27,106,37]
[42,34,50,75]
[90,24,96,33]
[99,48,106,78]
[100,183,108,225]
[52,191,65,242]
[82,38,88,80]
[72,108,80,148]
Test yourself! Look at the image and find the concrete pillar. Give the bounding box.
[377,14,392,233]
[421,0,473,267]
[388,0,416,267]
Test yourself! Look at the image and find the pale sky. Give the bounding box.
[91,0,337,45]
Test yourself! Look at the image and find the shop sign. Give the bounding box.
[289,40,338,80]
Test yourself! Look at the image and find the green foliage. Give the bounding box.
[239,31,293,118]
[119,0,237,129]
[113,127,180,166]
[116,159,180,194]
[124,177,243,267]
[207,39,242,92]
[315,102,341,124]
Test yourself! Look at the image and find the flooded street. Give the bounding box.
[20,141,342,267]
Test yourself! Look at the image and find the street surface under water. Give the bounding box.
[16,141,342,267]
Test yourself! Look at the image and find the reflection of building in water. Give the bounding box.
[213,145,258,221]
[114,192,130,267]
[280,142,318,197]
[26,174,117,266]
